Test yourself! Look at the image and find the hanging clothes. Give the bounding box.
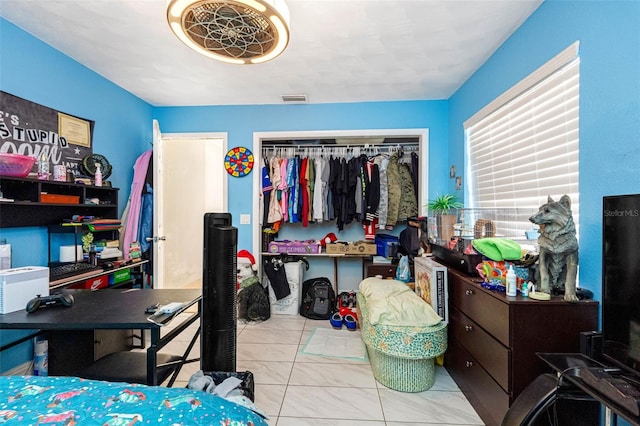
[261,157,273,227]
[411,152,420,202]
[122,150,152,261]
[373,154,389,228]
[312,156,325,222]
[397,162,418,221]
[261,145,419,234]
[267,155,283,224]
[386,153,401,229]
[300,157,309,227]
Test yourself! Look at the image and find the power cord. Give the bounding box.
[548,365,584,425]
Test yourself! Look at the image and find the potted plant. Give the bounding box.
[428,193,463,214]
[428,193,463,243]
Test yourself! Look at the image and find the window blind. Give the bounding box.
[465,42,580,237]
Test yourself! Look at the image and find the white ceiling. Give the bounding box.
[0,0,542,107]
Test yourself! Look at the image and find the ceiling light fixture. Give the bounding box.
[167,0,290,65]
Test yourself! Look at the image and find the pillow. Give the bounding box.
[359,278,442,326]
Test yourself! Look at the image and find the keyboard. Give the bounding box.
[580,367,640,416]
[49,262,102,282]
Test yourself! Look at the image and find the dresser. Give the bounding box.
[444,268,598,426]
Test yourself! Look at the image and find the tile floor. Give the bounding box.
[157,313,485,425]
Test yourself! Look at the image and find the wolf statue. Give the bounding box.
[529,195,579,302]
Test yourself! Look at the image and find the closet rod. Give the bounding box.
[261,142,419,150]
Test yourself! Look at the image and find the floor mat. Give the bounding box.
[301,327,367,360]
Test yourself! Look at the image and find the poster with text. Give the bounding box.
[0,91,94,178]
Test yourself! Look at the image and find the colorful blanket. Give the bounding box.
[0,375,267,425]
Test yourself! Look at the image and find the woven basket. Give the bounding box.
[357,291,447,392]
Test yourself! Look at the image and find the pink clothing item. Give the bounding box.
[279,157,289,222]
[122,150,152,260]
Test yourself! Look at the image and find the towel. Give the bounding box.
[472,238,521,261]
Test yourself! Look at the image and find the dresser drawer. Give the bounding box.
[445,337,509,426]
[449,272,510,346]
[450,306,510,392]
[366,264,397,278]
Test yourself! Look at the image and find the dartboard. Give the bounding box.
[224,147,254,177]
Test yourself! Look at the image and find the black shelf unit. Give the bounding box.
[0,176,118,228]
[47,224,120,266]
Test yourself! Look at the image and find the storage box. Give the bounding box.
[40,193,80,204]
[108,269,131,285]
[267,240,321,255]
[69,275,107,290]
[325,241,377,255]
[414,257,448,324]
[0,266,49,314]
[375,234,399,258]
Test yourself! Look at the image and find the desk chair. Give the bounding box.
[79,351,184,386]
[80,324,202,387]
[502,373,598,426]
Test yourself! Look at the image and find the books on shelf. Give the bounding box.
[414,256,449,324]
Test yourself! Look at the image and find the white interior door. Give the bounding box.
[152,125,227,289]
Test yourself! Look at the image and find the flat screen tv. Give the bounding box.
[602,194,640,377]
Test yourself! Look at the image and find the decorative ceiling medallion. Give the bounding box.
[167,0,290,65]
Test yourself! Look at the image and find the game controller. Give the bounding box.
[26,293,75,313]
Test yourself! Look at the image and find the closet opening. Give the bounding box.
[251,129,429,256]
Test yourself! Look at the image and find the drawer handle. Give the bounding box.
[465,361,474,368]
[465,325,473,332]
[465,289,474,296]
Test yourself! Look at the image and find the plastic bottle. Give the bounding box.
[0,238,10,270]
[506,264,517,296]
[521,280,529,298]
[94,163,102,187]
[37,153,49,180]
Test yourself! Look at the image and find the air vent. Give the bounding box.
[281,94,308,103]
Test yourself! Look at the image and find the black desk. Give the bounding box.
[538,353,640,426]
[0,288,201,386]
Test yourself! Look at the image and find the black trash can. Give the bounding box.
[203,370,255,402]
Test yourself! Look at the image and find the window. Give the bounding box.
[465,42,580,237]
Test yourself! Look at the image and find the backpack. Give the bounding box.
[299,277,336,319]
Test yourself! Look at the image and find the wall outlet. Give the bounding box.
[240,214,251,225]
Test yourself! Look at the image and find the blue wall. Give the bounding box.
[153,101,448,251]
[448,0,640,304]
[0,19,153,372]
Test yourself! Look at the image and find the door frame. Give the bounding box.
[153,130,228,288]
[251,128,429,257]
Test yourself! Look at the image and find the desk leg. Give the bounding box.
[148,328,160,386]
[333,257,339,293]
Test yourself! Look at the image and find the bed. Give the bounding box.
[0,375,268,425]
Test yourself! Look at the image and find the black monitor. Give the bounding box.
[602,194,640,377]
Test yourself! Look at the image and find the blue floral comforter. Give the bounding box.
[0,375,267,425]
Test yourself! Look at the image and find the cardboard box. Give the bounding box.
[0,266,49,314]
[69,275,108,290]
[325,241,377,255]
[108,269,131,285]
[40,193,80,204]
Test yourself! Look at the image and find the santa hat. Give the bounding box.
[319,232,338,247]
[238,250,258,271]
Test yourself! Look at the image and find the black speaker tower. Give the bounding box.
[201,212,237,372]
